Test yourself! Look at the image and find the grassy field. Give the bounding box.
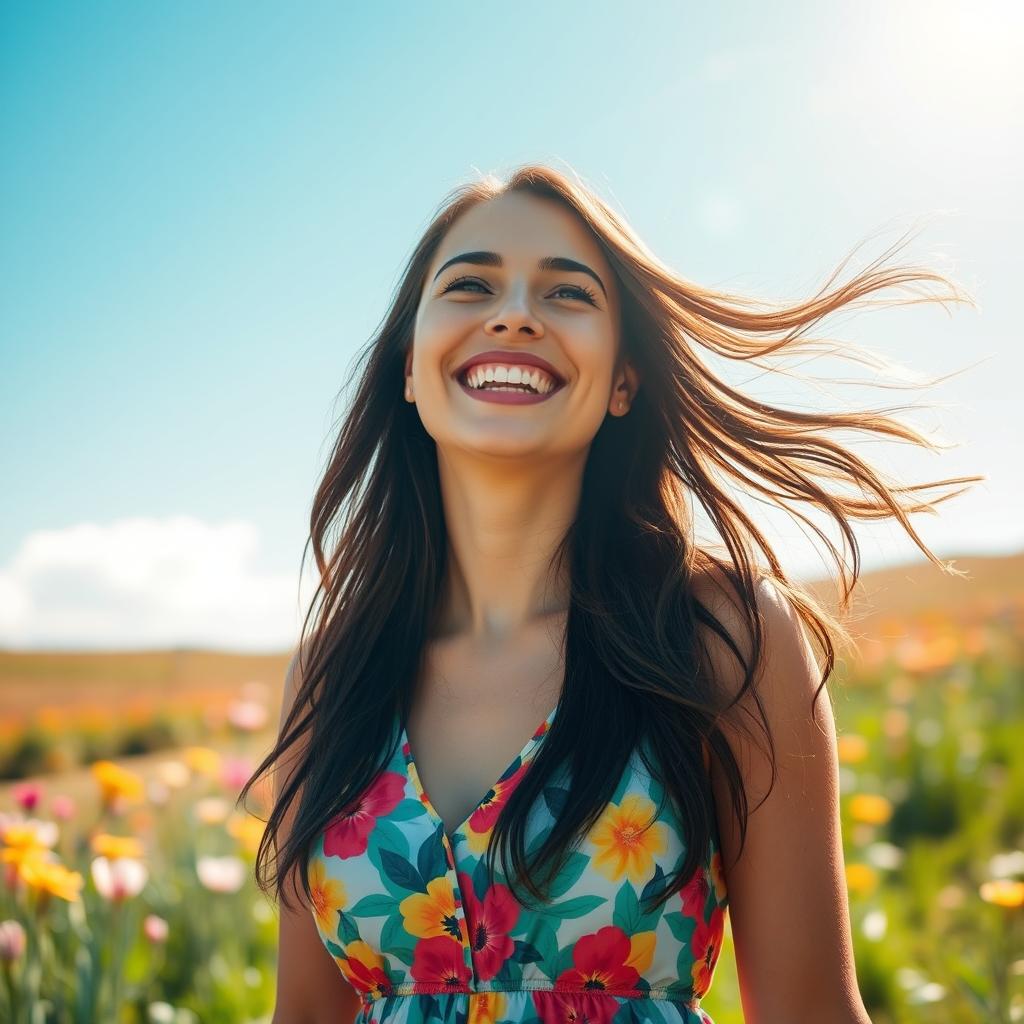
[1,551,1022,1023]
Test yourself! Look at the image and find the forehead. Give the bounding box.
[430,192,611,279]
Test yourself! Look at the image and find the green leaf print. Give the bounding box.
[531,920,560,978]
[379,846,428,894]
[543,893,607,919]
[613,879,642,934]
[510,938,544,965]
[381,913,418,966]
[415,828,448,885]
[545,849,590,898]
[664,909,697,946]
[338,909,361,943]
[390,798,429,821]
[349,893,402,918]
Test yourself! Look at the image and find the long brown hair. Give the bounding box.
[239,163,981,916]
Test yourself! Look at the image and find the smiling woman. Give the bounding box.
[240,164,980,1024]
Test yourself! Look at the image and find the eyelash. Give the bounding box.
[439,274,599,307]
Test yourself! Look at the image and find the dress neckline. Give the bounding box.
[399,701,559,842]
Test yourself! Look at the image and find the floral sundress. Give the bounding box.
[307,702,729,1024]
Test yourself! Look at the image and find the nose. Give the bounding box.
[484,286,544,338]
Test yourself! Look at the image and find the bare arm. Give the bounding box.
[695,571,873,1024]
[271,641,365,1024]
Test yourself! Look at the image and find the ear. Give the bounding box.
[611,357,641,414]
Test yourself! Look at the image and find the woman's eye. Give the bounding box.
[439,275,598,307]
[440,276,489,295]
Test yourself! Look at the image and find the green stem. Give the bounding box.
[2,959,20,1024]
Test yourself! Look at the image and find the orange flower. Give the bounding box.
[845,863,878,896]
[837,734,869,765]
[590,794,669,885]
[979,879,1024,908]
[849,794,893,826]
[308,858,348,936]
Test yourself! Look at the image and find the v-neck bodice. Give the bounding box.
[400,702,559,843]
[307,708,729,1024]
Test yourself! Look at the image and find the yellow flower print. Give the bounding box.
[468,991,507,1024]
[626,930,656,975]
[590,794,668,884]
[400,876,465,942]
[308,857,347,934]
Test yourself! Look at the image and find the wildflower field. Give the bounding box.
[1,555,1022,1024]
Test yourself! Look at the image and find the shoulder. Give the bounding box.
[690,562,822,722]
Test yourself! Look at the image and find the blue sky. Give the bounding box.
[2,1,1020,650]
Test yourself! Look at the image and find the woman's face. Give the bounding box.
[408,191,635,462]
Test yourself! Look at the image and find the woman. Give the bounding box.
[244,164,978,1024]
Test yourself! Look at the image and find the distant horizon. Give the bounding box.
[1,541,1018,656]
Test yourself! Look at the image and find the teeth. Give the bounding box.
[463,364,557,393]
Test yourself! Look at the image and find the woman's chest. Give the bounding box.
[404,630,566,839]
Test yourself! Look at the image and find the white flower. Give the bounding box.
[91,856,148,901]
[196,855,246,893]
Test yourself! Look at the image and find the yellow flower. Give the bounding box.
[837,734,869,765]
[183,746,221,778]
[400,876,464,941]
[626,931,656,975]
[845,863,878,896]
[980,879,1024,908]
[590,794,669,885]
[1,821,58,864]
[91,761,145,804]
[468,991,508,1024]
[849,794,893,826]
[90,833,145,860]
[19,858,84,903]
[226,812,266,855]
[308,858,348,936]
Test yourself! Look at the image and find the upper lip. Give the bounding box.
[453,350,567,386]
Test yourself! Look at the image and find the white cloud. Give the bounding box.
[0,517,317,652]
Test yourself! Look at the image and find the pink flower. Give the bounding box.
[12,783,42,813]
[143,914,169,943]
[50,795,76,821]
[226,700,268,733]
[220,755,255,793]
[0,920,26,962]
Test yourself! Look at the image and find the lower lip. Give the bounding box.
[456,376,564,404]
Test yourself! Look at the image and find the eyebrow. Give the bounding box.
[432,250,608,298]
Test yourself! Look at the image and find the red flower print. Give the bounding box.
[679,867,710,921]
[409,934,472,991]
[532,989,620,1024]
[556,925,640,993]
[337,939,393,999]
[456,869,520,980]
[689,904,726,996]
[324,771,406,859]
[463,761,529,836]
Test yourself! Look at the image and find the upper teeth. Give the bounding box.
[463,365,558,393]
